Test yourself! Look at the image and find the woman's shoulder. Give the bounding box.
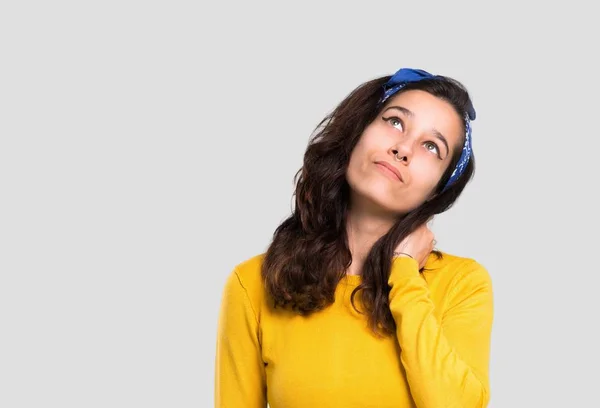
[224,252,267,298]
[224,250,492,297]
[424,249,493,289]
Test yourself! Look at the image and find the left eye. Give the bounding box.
[424,142,439,155]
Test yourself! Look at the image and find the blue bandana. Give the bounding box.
[378,68,475,192]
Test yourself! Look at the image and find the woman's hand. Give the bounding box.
[393,222,436,269]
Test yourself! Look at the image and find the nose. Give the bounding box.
[389,142,413,164]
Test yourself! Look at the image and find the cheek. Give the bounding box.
[346,154,367,189]
[354,125,387,153]
[410,159,446,192]
[347,142,370,175]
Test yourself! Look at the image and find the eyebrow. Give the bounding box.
[382,105,450,157]
[383,105,413,117]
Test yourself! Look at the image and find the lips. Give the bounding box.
[374,161,404,182]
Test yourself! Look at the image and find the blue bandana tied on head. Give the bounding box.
[378,68,476,193]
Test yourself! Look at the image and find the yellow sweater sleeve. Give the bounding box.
[215,268,267,408]
[388,257,494,408]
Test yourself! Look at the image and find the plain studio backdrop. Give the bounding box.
[1,1,598,407]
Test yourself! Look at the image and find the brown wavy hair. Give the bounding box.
[261,74,477,337]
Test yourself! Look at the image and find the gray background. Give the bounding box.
[1,1,599,407]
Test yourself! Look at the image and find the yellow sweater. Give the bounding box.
[215,251,494,407]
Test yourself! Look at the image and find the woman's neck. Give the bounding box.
[345,201,397,276]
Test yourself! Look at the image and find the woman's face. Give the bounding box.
[346,89,465,215]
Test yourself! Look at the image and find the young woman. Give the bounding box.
[215,68,494,408]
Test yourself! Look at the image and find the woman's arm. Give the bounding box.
[215,268,267,408]
[388,256,494,408]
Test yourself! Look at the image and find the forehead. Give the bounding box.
[384,90,464,149]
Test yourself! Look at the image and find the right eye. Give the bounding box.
[382,116,404,132]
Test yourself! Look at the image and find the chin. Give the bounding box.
[372,198,408,216]
[352,184,408,215]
